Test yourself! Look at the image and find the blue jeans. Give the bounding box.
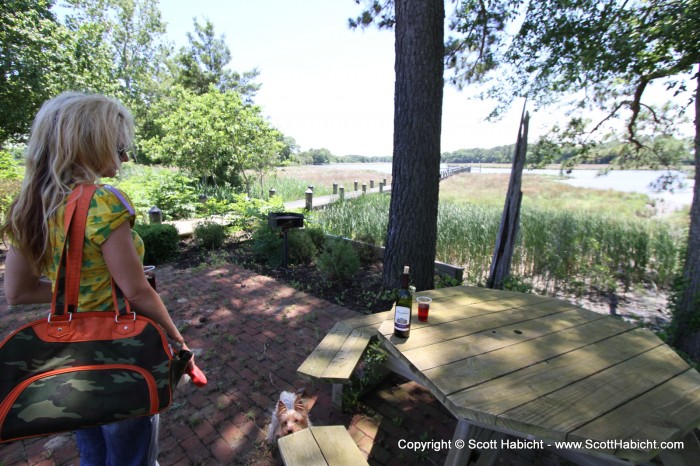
[75,414,159,466]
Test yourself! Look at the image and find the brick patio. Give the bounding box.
[0,260,571,466]
[0,262,469,466]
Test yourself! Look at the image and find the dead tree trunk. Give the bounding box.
[487,107,529,289]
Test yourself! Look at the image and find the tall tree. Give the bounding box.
[352,0,445,291]
[144,86,281,190]
[354,0,511,290]
[172,18,260,100]
[61,0,170,138]
[0,0,66,145]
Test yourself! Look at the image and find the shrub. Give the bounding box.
[251,222,283,266]
[194,221,227,250]
[0,150,23,180]
[353,233,382,265]
[317,238,360,281]
[304,225,327,251]
[0,179,22,219]
[133,223,180,264]
[252,221,318,267]
[287,229,318,265]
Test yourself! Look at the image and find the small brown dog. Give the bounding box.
[267,389,312,443]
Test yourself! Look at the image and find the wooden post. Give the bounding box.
[305,188,313,211]
[487,103,529,289]
[148,206,162,224]
[269,188,276,198]
[339,186,345,201]
[354,180,358,191]
[379,182,384,193]
[362,183,367,194]
[333,183,338,194]
[370,179,374,189]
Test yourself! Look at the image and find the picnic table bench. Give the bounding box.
[297,310,390,409]
[277,425,370,466]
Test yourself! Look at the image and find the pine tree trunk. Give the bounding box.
[672,64,700,360]
[382,0,444,291]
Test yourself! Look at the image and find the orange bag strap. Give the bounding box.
[64,184,97,311]
[51,185,97,316]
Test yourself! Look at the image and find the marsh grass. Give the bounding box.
[311,185,684,295]
[264,166,393,201]
[440,173,657,218]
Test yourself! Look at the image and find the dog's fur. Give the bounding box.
[267,389,312,443]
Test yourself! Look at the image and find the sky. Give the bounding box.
[158,0,693,158]
[158,0,535,157]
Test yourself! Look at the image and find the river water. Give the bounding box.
[330,163,695,211]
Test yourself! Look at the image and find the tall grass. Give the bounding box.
[311,194,685,294]
[263,166,392,201]
[310,194,389,244]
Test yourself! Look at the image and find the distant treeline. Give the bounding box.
[296,135,693,166]
[441,145,515,164]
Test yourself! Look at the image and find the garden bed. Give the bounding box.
[171,236,671,330]
[174,238,396,315]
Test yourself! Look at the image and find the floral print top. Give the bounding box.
[47,185,144,311]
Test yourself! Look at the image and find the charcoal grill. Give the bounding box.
[267,212,305,268]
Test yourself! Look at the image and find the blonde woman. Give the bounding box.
[2,92,191,465]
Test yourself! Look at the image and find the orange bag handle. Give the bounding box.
[51,185,94,315]
[64,184,96,311]
[51,185,132,317]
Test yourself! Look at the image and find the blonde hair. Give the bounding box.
[1,92,135,275]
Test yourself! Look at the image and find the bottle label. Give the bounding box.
[394,305,411,331]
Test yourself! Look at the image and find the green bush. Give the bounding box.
[111,166,198,221]
[353,233,382,265]
[194,221,227,250]
[0,150,23,180]
[0,179,22,219]
[287,229,318,265]
[133,223,180,264]
[251,222,283,266]
[304,225,327,251]
[317,238,360,281]
[251,222,318,267]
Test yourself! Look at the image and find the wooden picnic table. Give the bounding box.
[375,286,700,465]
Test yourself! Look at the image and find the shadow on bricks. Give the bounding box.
[0,262,562,465]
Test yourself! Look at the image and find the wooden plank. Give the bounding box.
[320,329,373,382]
[278,427,327,466]
[342,310,390,333]
[312,425,369,466]
[377,295,567,339]
[380,300,582,352]
[407,308,610,371]
[426,291,553,312]
[445,327,662,420]
[297,322,353,380]
[570,369,700,462]
[497,343,690,441]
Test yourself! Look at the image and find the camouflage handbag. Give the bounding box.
[0,185,189,443]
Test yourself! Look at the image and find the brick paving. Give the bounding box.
[0,262,569,465]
